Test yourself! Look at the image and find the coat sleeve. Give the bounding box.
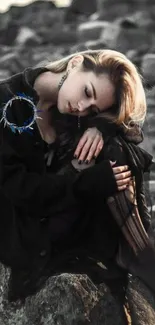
[0,140,118,215]
[137,181,152,231]
[73,160,117,200]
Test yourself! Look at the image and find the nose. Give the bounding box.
[77,99,94,112]
[77,101,85,112]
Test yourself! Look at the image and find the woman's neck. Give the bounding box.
[33,69,65,144]
[33,70,64,104]
[36,99,56,144]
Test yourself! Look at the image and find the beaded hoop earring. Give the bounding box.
[58,71,69,90]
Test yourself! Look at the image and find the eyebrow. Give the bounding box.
[90,82,97,100]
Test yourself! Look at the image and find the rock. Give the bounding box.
[127,277,155,325]
[15,27,42,47]
[97,0,136,20]
[149,181,155,196]
[77,21,108,42]
[141,54,155,86]
[97,0,155,21]
[126,46,150,67]
[0,262,127,325]
[65,0,97,22]
[85,39,107,50]
[8,0,56,19]
[140,87,155,156]
[0,52,24,75]
[100,22,152,52]
[0,261,155,324]
[0,22,19,46]
[0,70,10,81]
[116,11,155,30]
[39,26,77,46]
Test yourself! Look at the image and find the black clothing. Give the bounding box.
[0,67,154,300]
[0,67,119,299]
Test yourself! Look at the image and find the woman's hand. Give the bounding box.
[74,127,104,163]
[110,161,132,191]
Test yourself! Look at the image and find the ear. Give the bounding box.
[67,55,84,71]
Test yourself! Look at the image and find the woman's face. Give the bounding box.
[57,65,115,117]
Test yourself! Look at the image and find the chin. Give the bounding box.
[57,104,65,114]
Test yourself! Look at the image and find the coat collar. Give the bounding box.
[22,66,49,105]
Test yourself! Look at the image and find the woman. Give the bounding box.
[35,49,155,296]
[0,49,153,300]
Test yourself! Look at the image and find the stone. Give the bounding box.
[0,52,24,75]
[127,277,155,325]
[100,22,152,52]
[141,54,155,86]
[0,262,127,325]
[39,26,77,46]
[0,261,155,324]
[85,39,107,50]
[97,0,136,21]
[15,27,42,47]
[65,0,97,22]
[0,70,10,81]
[97,0,155,21]
[116,11,155,30]
[77,21,108,42]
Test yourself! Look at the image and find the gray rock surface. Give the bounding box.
[0,261,155,325]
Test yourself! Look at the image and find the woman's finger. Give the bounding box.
[78,137,99,162]
[116,177,131,187]
[93,139,104,159]
[118,185,127,191]
[112,165,129,174]
[114,170,131,180]
[74,134,88,158]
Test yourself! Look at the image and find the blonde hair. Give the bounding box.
[46,49,146,128]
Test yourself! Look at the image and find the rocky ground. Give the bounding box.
[0,0,155,324]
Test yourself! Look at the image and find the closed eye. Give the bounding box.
[85,86,91,98]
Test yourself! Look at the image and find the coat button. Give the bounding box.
[40,249,47,257]
[34,141,41,147]
[40,217,47,223]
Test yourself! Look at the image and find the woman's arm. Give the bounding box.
[0,132,120,218]
[103,137,152,256]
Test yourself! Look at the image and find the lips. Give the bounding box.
[68,102,74,113]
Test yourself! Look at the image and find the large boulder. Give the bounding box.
[0,261,155,324]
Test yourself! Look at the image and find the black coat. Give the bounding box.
[0,67,153,300]
[0,67,121,299]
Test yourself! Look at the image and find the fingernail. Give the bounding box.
[78,160,82,164]
[74,155,77,158]
[85,160,89,164]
